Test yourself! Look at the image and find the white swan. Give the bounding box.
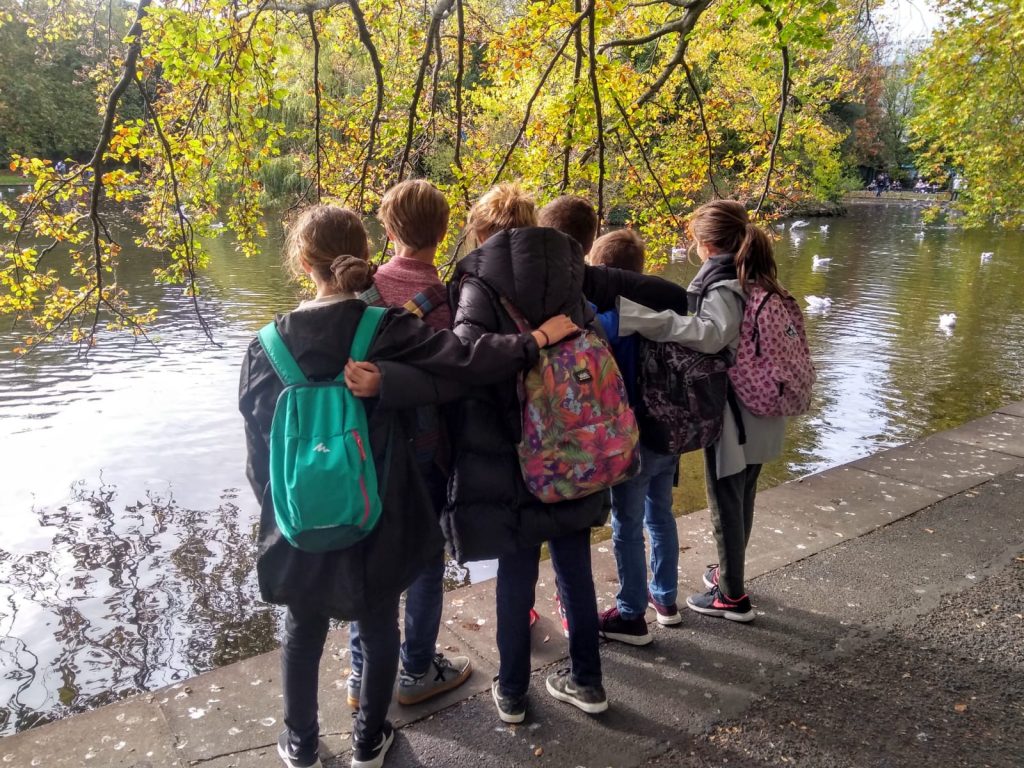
[812,255,832,268]
[774,223,786,231]
[914,230,925,240]
[980,251,993,263]
[819,224,830,233]
[791,220,810,229]
[938,313,957,329]
[805,295,833,310]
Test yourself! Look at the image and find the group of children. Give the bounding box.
[239,181,791,768]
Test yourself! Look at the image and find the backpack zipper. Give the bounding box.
[352,430,372,527]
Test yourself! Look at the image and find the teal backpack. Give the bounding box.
[257,306,386,552]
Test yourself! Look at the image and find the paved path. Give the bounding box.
[4,402,1023,767]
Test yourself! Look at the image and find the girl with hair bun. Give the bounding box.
[240,204,576,768]
[617,199,789,624]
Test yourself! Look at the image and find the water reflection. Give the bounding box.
[1,202,1023,734]
[0,481,279,734]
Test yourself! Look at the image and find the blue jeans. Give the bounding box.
[495,528,602,698]
[610,445,680,619]
[349,554,445,677]
[350,464,446,677]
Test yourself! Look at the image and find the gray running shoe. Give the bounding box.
[545,669,608,714]
[397,652,472,705]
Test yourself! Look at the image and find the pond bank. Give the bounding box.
[2,401,1022,767]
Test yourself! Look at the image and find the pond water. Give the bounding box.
[1,201,1022,734]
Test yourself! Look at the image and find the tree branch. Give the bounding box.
[611,95,679,226]
[586,1,605,223]
[453,0,466,171]
[135,75,215,343]
[346,0,384,209]
[560,0,585,193]
[398,0,456,181]
[491,7,590,186]
[681,57,722,198]
[307,10,323,201]
[83,0,152,345]
[755,14,790,216]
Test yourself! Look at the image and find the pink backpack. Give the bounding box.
[728,285,815,417]
[500,297,640,503]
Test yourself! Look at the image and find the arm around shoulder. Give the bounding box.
[583,265,689,315]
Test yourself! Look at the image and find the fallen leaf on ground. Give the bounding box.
[534,747,544,756]
[954,703,968,713]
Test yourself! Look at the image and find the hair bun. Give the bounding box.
[330,255,375,293]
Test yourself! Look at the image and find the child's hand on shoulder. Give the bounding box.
[533,314,579,348]
[344,359,381,397]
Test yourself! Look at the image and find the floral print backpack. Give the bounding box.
[500,297,640,503]
[728,285,816,417]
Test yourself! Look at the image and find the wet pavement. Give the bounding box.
[2,402,1022,767]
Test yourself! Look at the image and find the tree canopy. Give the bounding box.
[0,0,891,349]
[910,0,1024,228]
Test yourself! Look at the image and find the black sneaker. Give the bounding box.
[686,586,754,623]
[351,722,394,768]
[702,564,720,590]
[277,731,322,768]
[598,606,653,645]
[647,591,683,626]
[491,678,526,724]
[545,669,608,714]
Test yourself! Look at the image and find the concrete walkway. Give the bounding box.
[4,402,1023,767]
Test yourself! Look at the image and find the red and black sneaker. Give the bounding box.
[647,591,682,626]
[686,586,753,623]
[702,564,720,590]
[598,606,653,646]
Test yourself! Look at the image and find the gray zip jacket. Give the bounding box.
[617,262,786,478]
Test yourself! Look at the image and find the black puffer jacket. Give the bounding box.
[239,296,540,619]
[442,227,689,562]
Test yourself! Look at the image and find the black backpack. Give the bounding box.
[636,260,736,454]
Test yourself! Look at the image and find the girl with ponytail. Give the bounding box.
[616,200,789,624]
[240,204,576,768]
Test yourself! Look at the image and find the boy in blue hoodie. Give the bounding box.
[589,230,683,646]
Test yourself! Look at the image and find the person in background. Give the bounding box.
[346,180,471,712]
[538,194,600,257]
[588,230,684,645]
[616,200,788,624]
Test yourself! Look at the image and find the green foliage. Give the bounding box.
[910,0,1024,227]
[0,0,878,348]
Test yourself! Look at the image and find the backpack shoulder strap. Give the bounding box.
[402,283,448,319]
[350,305,386,363]
[257,321,308,387]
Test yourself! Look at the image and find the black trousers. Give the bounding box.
[495,528,602,698]
[281,593,401,752]
[703,448,762,599]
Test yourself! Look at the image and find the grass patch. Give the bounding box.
[0,173,29,185]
